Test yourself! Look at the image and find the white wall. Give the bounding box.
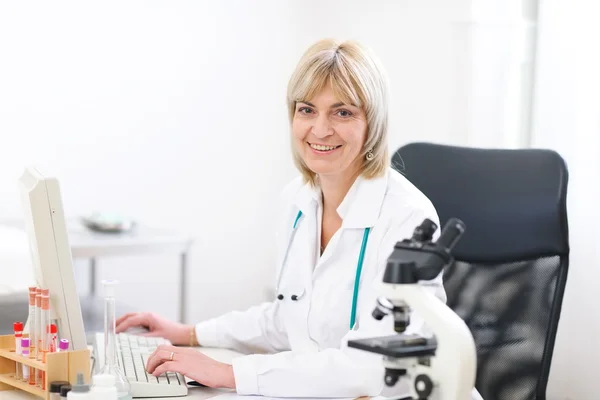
[531,0,600,398]
[0,0,303,321]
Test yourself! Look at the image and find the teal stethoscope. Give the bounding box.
[275,210,371,330]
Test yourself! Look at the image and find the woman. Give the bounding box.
[116,38,478,399]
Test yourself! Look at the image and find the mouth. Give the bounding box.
[307,142,343,154]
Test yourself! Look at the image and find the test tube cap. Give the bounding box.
[21,337,30,347]
[13,322,24,331]
[102,279,119,298]
[50,324,58,334]
[59,339,69,351]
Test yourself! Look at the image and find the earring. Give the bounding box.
[366,150,374,161]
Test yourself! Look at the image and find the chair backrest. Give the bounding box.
[392,142,569,400]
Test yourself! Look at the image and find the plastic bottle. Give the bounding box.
[90,374,118,400]
[60,385,72,399]
[67,373,91,399]
[49,381,70,400]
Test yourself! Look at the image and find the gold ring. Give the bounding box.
[169,351,175,361]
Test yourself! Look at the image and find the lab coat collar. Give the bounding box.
[337,170,389,229]
[294,169,389,229]
[294,180,322,217]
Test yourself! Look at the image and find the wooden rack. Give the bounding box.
[0,334,90,400]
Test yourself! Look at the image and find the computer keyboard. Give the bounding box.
[94,332,188,398]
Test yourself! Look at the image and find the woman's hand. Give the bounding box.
[115,312,192,346]
[146,345,236,389]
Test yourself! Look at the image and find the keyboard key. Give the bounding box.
[96,332,188,398]
[166,372,179,385]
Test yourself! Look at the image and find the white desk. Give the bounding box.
[0,218,193,322]
[0,347,243,400]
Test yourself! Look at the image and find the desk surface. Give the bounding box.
[0,347,243,400]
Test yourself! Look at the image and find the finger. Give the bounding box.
[115,313,142,332]
[152,361,180,377]
[146,349,177,374]
[115,312,137,327]
[139,331,163,337]
[116,314,150,333]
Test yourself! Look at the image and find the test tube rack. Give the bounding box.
[0,334,90,400]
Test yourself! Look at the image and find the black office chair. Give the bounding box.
[392,142,569,400]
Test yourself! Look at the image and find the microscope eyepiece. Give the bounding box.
[411,218,438,242]
[436,218,466,251]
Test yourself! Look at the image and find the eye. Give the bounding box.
[297,107,314,114]
[336,109,353,118]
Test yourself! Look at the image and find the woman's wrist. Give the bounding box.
[171,324,197,346]
[218,363,236,389]
[188,324,199,347]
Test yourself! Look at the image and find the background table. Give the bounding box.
[0,218,194,323]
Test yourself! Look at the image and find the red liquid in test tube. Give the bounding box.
[13,322,23,381]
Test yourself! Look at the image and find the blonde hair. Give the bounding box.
[287,39,390,186]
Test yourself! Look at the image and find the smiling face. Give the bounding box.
[292,85,368,182]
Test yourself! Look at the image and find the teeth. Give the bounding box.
[310,143,339,151]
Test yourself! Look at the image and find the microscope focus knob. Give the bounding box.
[414,374,433,399]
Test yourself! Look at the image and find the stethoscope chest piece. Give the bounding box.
[275,209,370,329]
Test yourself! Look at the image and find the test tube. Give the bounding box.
[36,289,47,362]
[58,339,69,352]
[35,289,42,387]
[27,287,36,360]
[14,322,23,381]
[40,293,50,390]
[21,338,33,384]
[34,288,41,360]
[49,324,58,353]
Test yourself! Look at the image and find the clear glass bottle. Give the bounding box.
[101,280,132,400]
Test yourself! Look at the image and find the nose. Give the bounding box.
[311,115,333,138]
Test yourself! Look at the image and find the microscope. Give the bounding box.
[348,218,477,400]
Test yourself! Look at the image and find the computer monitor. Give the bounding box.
[19,167,87,351]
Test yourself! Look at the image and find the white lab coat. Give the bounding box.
[195,168,482,399]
